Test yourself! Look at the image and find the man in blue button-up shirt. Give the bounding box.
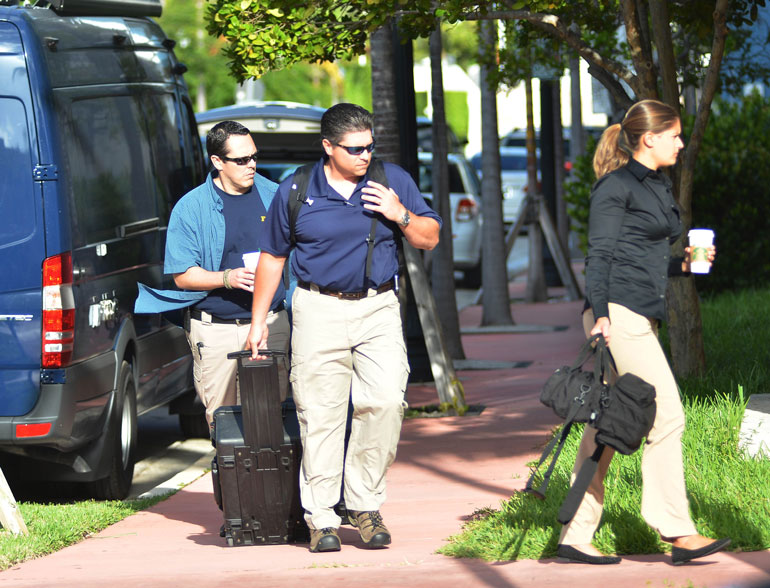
[135,121,290,429]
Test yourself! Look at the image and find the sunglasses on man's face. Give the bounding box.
[220,152,258,165]
[333,141,375,156]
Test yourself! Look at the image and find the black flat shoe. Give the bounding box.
[672,538,731,565]
[556,544,621,565]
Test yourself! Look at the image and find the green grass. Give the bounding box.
[0,494,171,570]
[440,288,770,561]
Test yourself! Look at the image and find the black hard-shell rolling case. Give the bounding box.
[211,349,308,546]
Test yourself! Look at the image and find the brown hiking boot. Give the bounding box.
[309,527,341,553]
[347,510,391,548]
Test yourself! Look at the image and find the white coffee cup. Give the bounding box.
[687,229,714,274]
[242,251,260,270]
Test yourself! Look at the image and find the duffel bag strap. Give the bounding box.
[525,421,575,499]
[557,443,606,524]
[592,334,616,387]
[571,333,603,372]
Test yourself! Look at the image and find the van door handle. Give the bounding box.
[117,217,159,238]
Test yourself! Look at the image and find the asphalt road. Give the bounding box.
[128,408,213,500]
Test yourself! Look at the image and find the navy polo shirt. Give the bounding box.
[196,182,286,318]
[260,158,441,292]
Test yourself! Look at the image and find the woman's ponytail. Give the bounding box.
[592,123,629,179]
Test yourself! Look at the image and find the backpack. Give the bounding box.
[286,158,395,290]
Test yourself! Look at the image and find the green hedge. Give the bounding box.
[691,92,770,293]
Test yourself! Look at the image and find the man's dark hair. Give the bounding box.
[321,103,373,144]
[206,120,250,159]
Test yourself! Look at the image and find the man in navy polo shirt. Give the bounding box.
[246,103,441,553]
[136,121,290,430]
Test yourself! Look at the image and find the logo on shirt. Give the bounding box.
[306,198,314,206]
[261,216,266,222]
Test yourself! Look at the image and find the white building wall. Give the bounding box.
[414,57,608,158]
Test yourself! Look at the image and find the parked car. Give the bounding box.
[417,152,483,286]
[501,126,605,158]
[0,0,207,499]
[196,101,325,181]
[470,147,540,225]
[416,117,465,153]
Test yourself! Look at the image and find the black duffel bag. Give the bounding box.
[594,371,656,455]
[526,334,657,523]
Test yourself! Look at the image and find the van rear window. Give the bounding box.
[0,99,36,249]
[63,96,156,246]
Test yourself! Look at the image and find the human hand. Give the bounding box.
[361,180,406,224]
[245,321,269,360]
[683,245,716,272]
[590,317,611,345]
[226,267,255,292]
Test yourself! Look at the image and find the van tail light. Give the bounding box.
[42,252,75,368]
[456,197,478,221]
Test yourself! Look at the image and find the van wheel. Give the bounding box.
[90,361,137,500]
[179,412,210,439]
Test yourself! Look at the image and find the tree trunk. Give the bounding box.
[552,82,568,250]
[664,0,729,377]
[622,0,657,95]
[525,76,546,302]
[370,23,400,164]
[649,0,679,107]
[569,54,584,160]
[429,25,465,360]
[478,19,514,326]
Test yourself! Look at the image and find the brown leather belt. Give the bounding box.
[297,280,394,300]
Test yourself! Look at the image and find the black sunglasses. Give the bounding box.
[333,141,375,155]
[220,152,258,165]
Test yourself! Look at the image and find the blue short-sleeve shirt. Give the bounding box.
[260,158,441,292]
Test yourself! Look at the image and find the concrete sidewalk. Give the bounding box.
[2,286,769,588]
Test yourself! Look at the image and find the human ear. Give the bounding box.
[642,132,655,149]
[321,138,334,157]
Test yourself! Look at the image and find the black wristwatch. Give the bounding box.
[398,210,411,228]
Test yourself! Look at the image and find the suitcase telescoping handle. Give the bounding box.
[227,349,286,360]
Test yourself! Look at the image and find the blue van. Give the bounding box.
[0,0,206,499]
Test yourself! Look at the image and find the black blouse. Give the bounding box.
[585,158,685,322]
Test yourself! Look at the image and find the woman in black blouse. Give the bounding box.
[557,100,728,566]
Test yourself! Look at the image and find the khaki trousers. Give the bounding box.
[560,303,697,544]
[186,308,290,425]
[290,286,409,530]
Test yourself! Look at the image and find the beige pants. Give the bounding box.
[290,286,409,530]
[559,303,697,544]
[186,309,290,425]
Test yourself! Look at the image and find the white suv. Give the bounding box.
[417,152,483,286]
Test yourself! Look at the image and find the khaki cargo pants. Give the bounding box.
[290,286,409,530]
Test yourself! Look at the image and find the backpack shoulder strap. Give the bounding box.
[368,158,388,187]
[362,158,390,289]
[288,164,315,248]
